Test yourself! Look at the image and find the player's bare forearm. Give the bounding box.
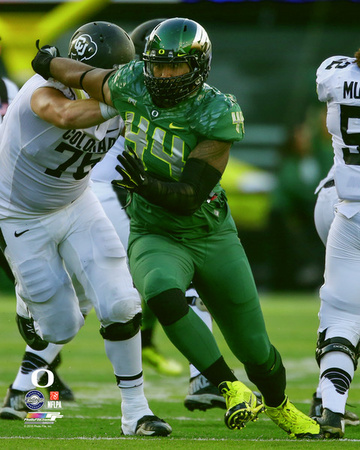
[189,140,231,174]
[49,58,92,88]
[49,58,114,106]
[31,87,113,129]
[61,99,109,128]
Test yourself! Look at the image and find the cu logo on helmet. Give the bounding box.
[71,34,98,62]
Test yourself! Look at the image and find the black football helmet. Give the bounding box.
[142,18,212,108]
[129,18,166,59]
[68,21,135,69]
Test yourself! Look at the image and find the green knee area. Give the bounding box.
[147,288,189,325]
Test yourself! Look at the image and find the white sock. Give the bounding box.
[320,352,354,415]
[120,384,153,434]
[104,331,142,381]
[12,344,63,391]
[103,331,156,433]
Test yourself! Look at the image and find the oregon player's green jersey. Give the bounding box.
[108,60,244,237]
[108,60,244,181]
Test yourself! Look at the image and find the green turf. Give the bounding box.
[0,291,359,448]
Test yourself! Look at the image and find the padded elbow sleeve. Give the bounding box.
[139,158,222,215]
[180,158,222,212]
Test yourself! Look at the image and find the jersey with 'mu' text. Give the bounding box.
[317,55,360,206]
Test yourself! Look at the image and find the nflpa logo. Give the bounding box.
[50,391,59,401]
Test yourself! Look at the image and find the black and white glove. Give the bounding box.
[31,40,60,80]
[112,146,222,216]
[112,147,147,191]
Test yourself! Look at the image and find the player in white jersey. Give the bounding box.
[310,53,360,438]
[0,41,77,403]
[0,22,171,436]
[309,164,360,427]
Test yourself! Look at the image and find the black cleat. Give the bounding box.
[309,392,359,426]
[316,408,345,439]
[184,374,226,411]
[0,385,28,420]
[135,415,172,436]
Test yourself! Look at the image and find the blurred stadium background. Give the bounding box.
[0,0,358,294]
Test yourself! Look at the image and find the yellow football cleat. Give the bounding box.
[266,396,322,439]
[219,380,265,430]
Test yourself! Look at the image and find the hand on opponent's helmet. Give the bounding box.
[113,147,147,191]
[31,40,61,80]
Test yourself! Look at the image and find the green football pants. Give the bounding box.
[128,218,272,367]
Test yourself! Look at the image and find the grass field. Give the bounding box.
[0,290,359,449]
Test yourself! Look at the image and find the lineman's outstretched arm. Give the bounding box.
[32,46,114,106]
[31,87,117,129]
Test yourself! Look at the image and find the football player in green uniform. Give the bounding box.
[32,17,322,439]
[130,18,229,412]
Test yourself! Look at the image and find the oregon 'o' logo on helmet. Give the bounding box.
[70,34,98,62]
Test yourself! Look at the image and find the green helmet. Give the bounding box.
[143,18,212,108]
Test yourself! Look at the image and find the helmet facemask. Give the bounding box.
[143,18,212,108]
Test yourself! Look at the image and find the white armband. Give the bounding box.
[99,102,118,120]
